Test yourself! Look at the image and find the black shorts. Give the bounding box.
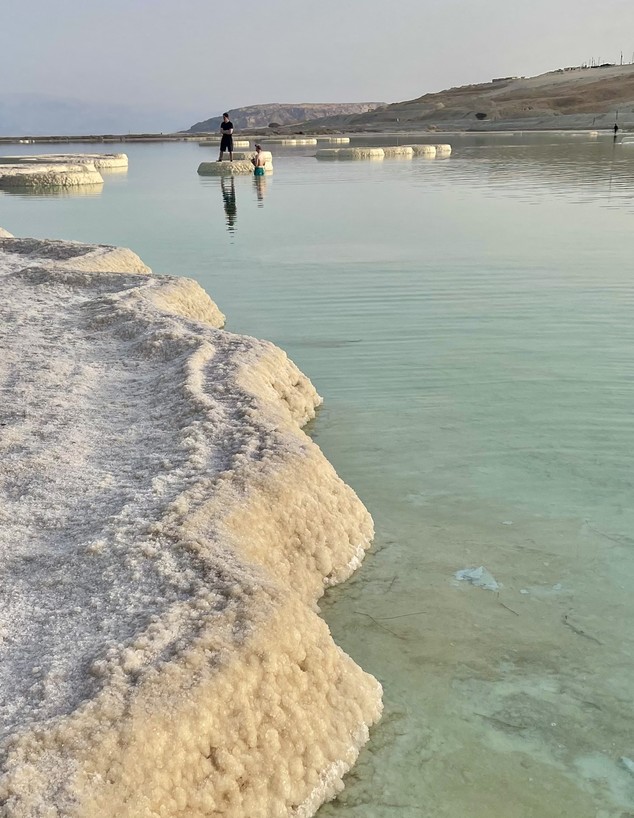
[220,134,234,152]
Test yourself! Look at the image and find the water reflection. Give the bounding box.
[98,166,128,176]
[403,137,634,210]
[220,176,237,233]
[0,183,104,198]
[253,172,267,207]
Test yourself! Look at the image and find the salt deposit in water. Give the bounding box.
[315,148,385,161]
[406,144,437,157]
[0,233,381,817]
[454,566,501,591]
[231,151,273,164]
[197,160,272,176]
[0,153,128,170]
[381,146,414,158]
[0,163,104,189]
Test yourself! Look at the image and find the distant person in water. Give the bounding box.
[218,113,234,162]
[251,144,266,176]
[614,123,619,137]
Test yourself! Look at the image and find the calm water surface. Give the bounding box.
[2,134,634,817]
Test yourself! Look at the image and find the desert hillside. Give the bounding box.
[295,65,634,131]
[188,102,385,132]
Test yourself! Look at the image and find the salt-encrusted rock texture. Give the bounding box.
[0,163,104,189]
[197,160,272,176]
[279,139,317,146]
[381,146,414,158]
[406,144,437,157]
[231,151,273,164]
[0,236,382,817]
[315,148,385,161]
[0,154,128,170]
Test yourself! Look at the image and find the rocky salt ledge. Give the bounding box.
[0,233,382,817]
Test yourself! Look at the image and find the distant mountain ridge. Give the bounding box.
[187,103,385,132]
[294,65,634,131]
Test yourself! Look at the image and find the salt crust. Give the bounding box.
[0,164,104,189]
[0,235,382,816]
[315,148,385,161]
[406,144,437,157]
[381,146,414,158]
[279,139,318,146]
[231,151,274,164]
[197,161,273,176]
[0,154,128,170]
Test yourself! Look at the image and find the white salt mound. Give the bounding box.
[197,160,272,176]
[280,139,318,146]
[407,144,437,157]
[0,153,128,170]
[382,146,414,158]
[0,235,382,817]
[315,148,385,161]
[231,151,273,163]
[0,163,104,189]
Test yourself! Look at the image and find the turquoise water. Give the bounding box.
[2,135,634,817]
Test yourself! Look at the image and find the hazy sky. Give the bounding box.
[3,0,634,121]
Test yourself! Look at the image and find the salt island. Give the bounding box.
[0,232,382,817]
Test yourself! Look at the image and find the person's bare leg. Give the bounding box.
[229,151,233,162]
[217,151,223,162]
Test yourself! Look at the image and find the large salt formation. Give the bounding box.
[198,156,273,176]
[0,233,382,817]
[0,153,128,170]
[0,153,129,191]
[0,162,104,189]
[315,147,385,161]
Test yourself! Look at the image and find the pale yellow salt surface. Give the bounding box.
[0,163,104,188]
[197,160,272,176]
[0,234,381,817]
[381,146,414,158]
[280,139,318,146]
[231,151,273,163]
[0,153,128,170]
[315,148,385,161]
[407,144,437,157]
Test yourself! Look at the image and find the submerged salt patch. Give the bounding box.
[620,757,634,775]
[0,235,382,817]
[455,566,501,591]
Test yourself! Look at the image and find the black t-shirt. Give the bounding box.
[221,121,233,132]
